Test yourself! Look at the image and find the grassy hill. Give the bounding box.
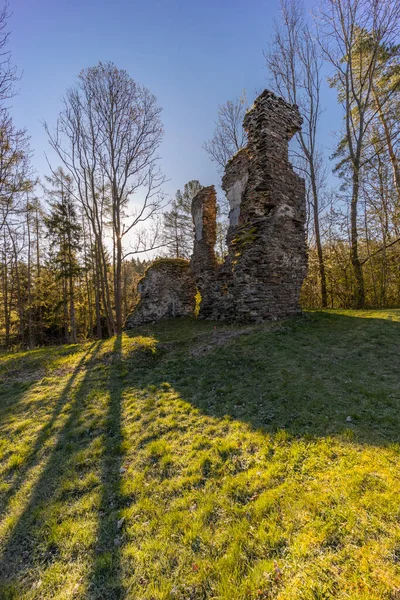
[0,310,400,599]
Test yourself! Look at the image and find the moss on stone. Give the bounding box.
[148,257,190,270]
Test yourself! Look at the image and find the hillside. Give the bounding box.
[0,310,400,599]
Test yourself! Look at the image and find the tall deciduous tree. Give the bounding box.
[266,0,328,307]
[45,62,165,334]
[319,0,400,307]
[0,2,31,233]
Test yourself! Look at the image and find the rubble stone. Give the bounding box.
[125,259,196,327]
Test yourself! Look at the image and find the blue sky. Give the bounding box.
[9,0,341,201]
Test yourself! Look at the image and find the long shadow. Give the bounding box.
[132,312,400,446]
[0,313,398,595]
[0,352,52,419]
[0,343,97,517]
[0,344,83,410]
[88,335,124,599]
[0,341,105,590]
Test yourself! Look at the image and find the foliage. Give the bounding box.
[44,168,82,343]
[302,236,400,308]
[149,257,191,270]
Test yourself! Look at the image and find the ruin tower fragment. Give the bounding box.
[218,89,308,321]
[191,89,308,322]
[190,185,218,317]
[125,89,307,329]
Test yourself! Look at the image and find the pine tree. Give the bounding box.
[44,168,82,343]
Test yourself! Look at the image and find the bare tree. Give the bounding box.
[0,111,32,233]
[266,0,328,307]
[0,1,30,235]
[318,0,400,307]
[0,2,19,103]
[162,180,202,258]
[203,92,248,170]
[45,90,116,337]
[45,62,165,334]
[83,64,165,333]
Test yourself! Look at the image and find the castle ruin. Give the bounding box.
[126,90,307,327]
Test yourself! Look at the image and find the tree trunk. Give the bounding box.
[82,215,93,336]
[310,165,327,308]
[350,169,365,308]
[98,239,115,337]
[115,234,123,334]
[373,86,400,205]
[63,275,69,343]
[94,240,103,339]
[69,270,77,343]
[15,260,24,346]
[26,203,34,349]
[2,252,10,349]
[122,262,128,323]
[67,222,77,343]
[35,206,43,345]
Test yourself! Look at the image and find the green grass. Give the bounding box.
[0,310,400,599]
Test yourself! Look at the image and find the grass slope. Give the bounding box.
[0,310,400,599]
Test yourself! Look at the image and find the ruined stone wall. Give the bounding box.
[125,89,307,329]
[223,149,250,245]
[125,259,196,327]
[190,186,218,318]
[193,89,308,322]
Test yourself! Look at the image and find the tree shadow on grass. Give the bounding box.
[0,312,399,597]
[0,344,88,458]
[87,335,124,599]
[0,344,83,394]
[134,312,400,447]
[0,341,105,595]
[0,342,97,517]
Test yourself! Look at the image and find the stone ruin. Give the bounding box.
[125,89,307,328]
[190,185,218,318]
[125,259,196,328]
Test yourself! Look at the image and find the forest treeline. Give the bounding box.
[1,0,400,349]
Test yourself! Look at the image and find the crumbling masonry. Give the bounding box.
[125,259,196,327]
[126,90,307,327]
[191,89,307,321]
[190,185,218,318]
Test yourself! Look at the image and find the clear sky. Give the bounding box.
[9,0,341,201]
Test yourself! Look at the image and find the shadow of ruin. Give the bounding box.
[126,89,307,327]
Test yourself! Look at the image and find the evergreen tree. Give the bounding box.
[44,168,82,343]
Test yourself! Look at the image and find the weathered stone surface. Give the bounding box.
[222,148,249,245]
[125,259,196,327]
[190,186,218,318]
[192,89,307,322]
[126,89,307,328]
